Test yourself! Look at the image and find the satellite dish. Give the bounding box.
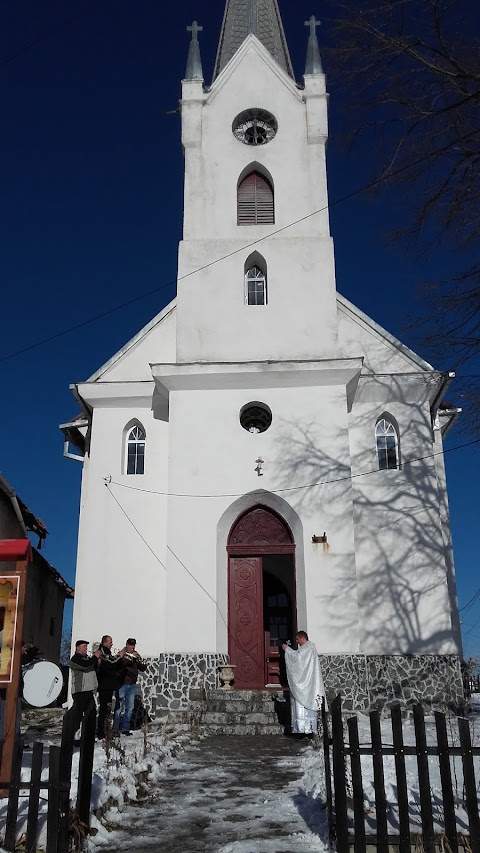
[23,661,63,707]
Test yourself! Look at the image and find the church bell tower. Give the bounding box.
[177,0,339,364]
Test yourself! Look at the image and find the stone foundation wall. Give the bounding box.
[320,654,464,713]
[138,653,464,719]
[139,653,229,717]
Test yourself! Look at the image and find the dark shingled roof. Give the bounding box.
[214,0,294,80]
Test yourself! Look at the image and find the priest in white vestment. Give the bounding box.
[282,631,326,734]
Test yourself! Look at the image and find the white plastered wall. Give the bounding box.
[177,39,338,364]
[164,382,360,656]
[71,405,169,655]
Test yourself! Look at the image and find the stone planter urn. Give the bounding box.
[217,663,237,690]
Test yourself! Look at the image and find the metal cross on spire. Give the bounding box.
[187,21,203,42]
[185,20,204,81]
[305,15,321,38]
[304,14,323,75]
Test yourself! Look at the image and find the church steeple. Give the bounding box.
[185,21,204,81]
[304,16,323,75]
[214,0,294,80]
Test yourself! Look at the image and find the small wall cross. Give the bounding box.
[305,15,321,38]
[187,21,203,41]
[255,457,264,477]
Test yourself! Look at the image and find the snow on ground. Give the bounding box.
[2,702,480,850]
[0,727,190,851]
[0,729,328,852]
[85,735,329,852]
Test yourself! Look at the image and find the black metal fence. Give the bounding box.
[323,695,480,853]
[0,703,96,853]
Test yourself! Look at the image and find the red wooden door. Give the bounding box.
[228,557,264,689]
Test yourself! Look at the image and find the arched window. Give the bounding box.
[245,264,267,306]
[375,417,399,470]
[125,424,146,475]
[237,171,274,225]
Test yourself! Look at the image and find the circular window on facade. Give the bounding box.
[240,402,272,434]
[232,108,278,146]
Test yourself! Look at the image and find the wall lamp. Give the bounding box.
[312,532,327,544]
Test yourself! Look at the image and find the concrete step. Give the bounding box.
[155,689,290,737]
[202,711,279,725]
[200,723,284,736]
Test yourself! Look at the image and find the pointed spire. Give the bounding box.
[185,21,204,81]
[214,0,294,80]
[304,16,323,75]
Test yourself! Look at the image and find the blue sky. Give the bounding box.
[1,1,479,656]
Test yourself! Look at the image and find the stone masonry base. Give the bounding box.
[138,653,464,720]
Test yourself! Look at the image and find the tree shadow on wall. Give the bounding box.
[270,373,460,657]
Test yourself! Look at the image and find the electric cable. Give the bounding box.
[107,435,480,500]
[105,483,270,673]
[105,481,478,671]
[2,128,479,364]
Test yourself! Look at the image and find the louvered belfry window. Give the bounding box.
[237,171,274,225]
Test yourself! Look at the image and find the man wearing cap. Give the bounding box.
[113,638,147,736]
[69,640,102,735]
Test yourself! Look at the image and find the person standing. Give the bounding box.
[69,640,101,735]
[282,631,326,735]
[113,638,147,736]
[96,635,125,739]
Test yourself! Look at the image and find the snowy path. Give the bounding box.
[95,735,327,853]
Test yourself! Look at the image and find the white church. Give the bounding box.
[62,0,464,715]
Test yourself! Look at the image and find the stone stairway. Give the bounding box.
[159,689,291,736]
[201,689,289,735]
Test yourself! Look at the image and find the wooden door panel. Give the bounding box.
[229,557,264,689]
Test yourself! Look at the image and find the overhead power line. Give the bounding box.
[2,129,479,365]
[106,475,480,656]
[108,436,480,500]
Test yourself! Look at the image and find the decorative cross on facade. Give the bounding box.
[255,457,264,477]
[187,21,203,41]
[305,15,321,38]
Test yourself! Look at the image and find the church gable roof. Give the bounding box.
[87,298,176,383]
[214,0,294,81]
[337,293,434,375]
[208,35,302,105]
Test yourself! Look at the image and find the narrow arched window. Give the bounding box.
[375,418,399,470]
[245,265,267,305]
[126,424,146,475]
[237,171,274,225]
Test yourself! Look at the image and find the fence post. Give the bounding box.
[46,745,61,853]
[370,709,388,853]
[25,741,44,853]
[413,704,435,853]
[331,695,349,853]
[434,711,458,853]
[58,709,76,853]
[457,715,480,853]
[390,704,411,853]
[321,698,334,847]
[3,736,23,852]
[347,714,366,853]
[76,701,96,831]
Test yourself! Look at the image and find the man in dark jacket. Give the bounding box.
[96,635,125,739]
[113,638,147,735]
[69,640,101,735]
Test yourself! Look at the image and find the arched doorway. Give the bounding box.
[227,505,296,690]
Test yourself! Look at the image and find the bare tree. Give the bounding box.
[324,0,480,407]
